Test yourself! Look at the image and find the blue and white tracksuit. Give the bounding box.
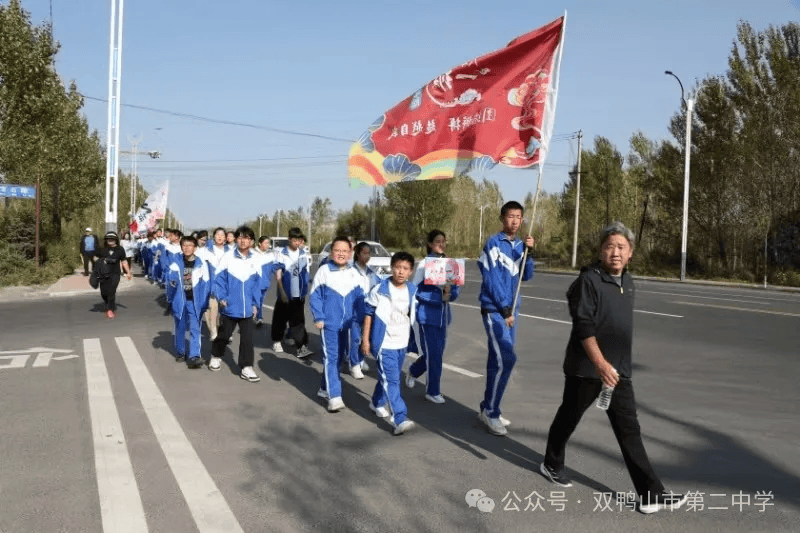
[310,263,366,400]
[349,263,381,368]
[159,241,181,285]
[408,254,461,397]
[212,248,263,319]
[255,251,277,322]
[477,232,535,418]
[151,237,167,282]
[166,255,211,358]
[364,279,418,425]
[274,246,311,299]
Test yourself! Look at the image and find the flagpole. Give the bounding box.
[510,11,567,316]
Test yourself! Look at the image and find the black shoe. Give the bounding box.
[639,492,688,514]
[175,354,186,362]
[539,463,573,487]
[186,357,203,369]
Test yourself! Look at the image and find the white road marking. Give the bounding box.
[405,352,482,378]
[639,289,779,304]
[32,352,52,367]
[451,302,571,325]
[672,301,800,318]
[0,354,30,370]
[633,310,684,318]
[83,338,148,533]
[115,337,244,533]
[520,295,683,318]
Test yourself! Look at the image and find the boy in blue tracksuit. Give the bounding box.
[310,236,366,412]
[209,226,263,382]
[362,251,418,435]
[271,227,312,357]
[348,241,382,379]
[477,201,535,436]
[406,230,461,404]
[165,236,211,368]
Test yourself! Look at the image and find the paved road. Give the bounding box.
[0,267,798,532]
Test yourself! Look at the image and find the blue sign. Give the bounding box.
[0,184,36,199]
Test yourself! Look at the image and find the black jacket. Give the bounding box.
[563,261,635,379]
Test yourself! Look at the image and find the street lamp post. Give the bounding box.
[258,215,263,238]
[478,204,490,246]
[665,70,693,282]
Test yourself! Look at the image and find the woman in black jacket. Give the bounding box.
[94,231,132,319]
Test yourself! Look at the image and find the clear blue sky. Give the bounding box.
[18,0,800,230]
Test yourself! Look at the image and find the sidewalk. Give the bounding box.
[0,271,140,302]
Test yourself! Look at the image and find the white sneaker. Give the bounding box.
[393,419,415,435]
[405,374,416,389]
[317,388,329,399]
[272,341,283,353]
[327,397,345,412]
[478,409,507,436]
[240,366,260,383]
[425,394,445,404]
[370,402,390,418]
[350,365,365,379]
[360,360,369,371]
[295,345,313,358]
[208,356,222,371]
[499,415,511,427]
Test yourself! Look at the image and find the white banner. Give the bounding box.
[129,181,169,234]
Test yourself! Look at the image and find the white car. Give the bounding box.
[270,236,310,254]
[318,240,392,277]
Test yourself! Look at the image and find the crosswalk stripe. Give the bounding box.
[114,337,244,533]
[83,338,148,533]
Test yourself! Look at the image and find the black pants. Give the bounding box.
[544,376,665,498]
[270,298,308,348]
[212,314,255,368]
[82,252,96,275]
[99,274,121,311]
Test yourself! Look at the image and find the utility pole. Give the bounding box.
[370,186,377,241]
[680,98,694,281]
[307,199,313,252]
[571,130,582,268]
[129,138,138,223]
[104,0,124,233]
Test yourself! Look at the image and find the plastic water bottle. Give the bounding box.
[596,384,614,410]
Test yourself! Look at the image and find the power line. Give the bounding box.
[79,94,355,144]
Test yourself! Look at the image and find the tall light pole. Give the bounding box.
[571,130,583,268]
[258,215,263,238]
[665,70,693,281]
[104,0,124,233]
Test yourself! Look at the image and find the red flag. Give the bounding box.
[349,16,565,186]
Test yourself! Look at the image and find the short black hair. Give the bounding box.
[212,227,226,238]
[500,201,524,217]
[173,229,183,239]
[354,241,370,256]
[288,227,306,240]
[258,235,269,245]
[331,235,352,249]
[180,235,198,247]
[196,230,208,240]
[426,229,445,254]
[234,225,255,240]
[390,251,415,268]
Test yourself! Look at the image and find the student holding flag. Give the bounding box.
[477,201,534,436]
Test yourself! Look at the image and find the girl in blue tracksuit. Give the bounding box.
[476,201,535,436]
[362,252,418,435]
[406,230,461,404]
[196,227,230,340]
[165,236,211,368]
[349,241,382,377]
[310,236,366,412]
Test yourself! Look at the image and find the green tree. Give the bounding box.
[383,179,453,250]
